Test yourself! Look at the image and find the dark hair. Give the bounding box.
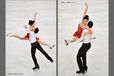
[88,21,93,28]
[83,15,89,21]
[28,20,35,26]
[34,28,39,34]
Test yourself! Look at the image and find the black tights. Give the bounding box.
[31,41,53,67]
[77,43,91,71]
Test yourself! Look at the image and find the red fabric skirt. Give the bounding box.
[73,31,82,38]
[73,24,83,38]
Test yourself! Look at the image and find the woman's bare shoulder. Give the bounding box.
[80,23,84,27]
[80,23,82,25]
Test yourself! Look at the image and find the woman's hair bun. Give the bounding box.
[28,20,35,26]
[83,15,89,20]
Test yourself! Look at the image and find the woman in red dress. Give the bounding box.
[65,2,92,46]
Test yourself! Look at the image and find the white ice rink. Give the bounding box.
[6,0,109,76]
[58,0,108,76]
[6,0,56,76]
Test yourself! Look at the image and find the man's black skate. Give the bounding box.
[33,65,40,70]
[76,70,85,74]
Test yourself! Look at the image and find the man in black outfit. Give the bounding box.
[31,41,54,70]
[25,24,53,70]
[76,21,94,74]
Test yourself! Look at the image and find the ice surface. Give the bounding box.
[6,0,109,76]
[6,0,56,76]
[58,0,108,76]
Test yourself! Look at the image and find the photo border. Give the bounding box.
[0,0,5,75]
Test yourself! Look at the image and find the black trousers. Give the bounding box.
[77,43,91,70]
[31,41,53,67]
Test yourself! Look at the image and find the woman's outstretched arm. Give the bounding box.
[33,12,38,22]
[83,2,88,17]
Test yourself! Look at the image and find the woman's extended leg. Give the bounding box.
[37,40,49,47]
[37,40,55,49]
[70,37,79,42]
[65,37,78,46]
[13,35,28,40]
[35,42,54,62]
[7,33,28,40]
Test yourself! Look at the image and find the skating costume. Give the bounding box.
[77,29,92,71]
[73,24,83,38]
[26,26,53,67]
[24,33,39,40]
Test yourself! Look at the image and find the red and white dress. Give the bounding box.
[73,24,83,38]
